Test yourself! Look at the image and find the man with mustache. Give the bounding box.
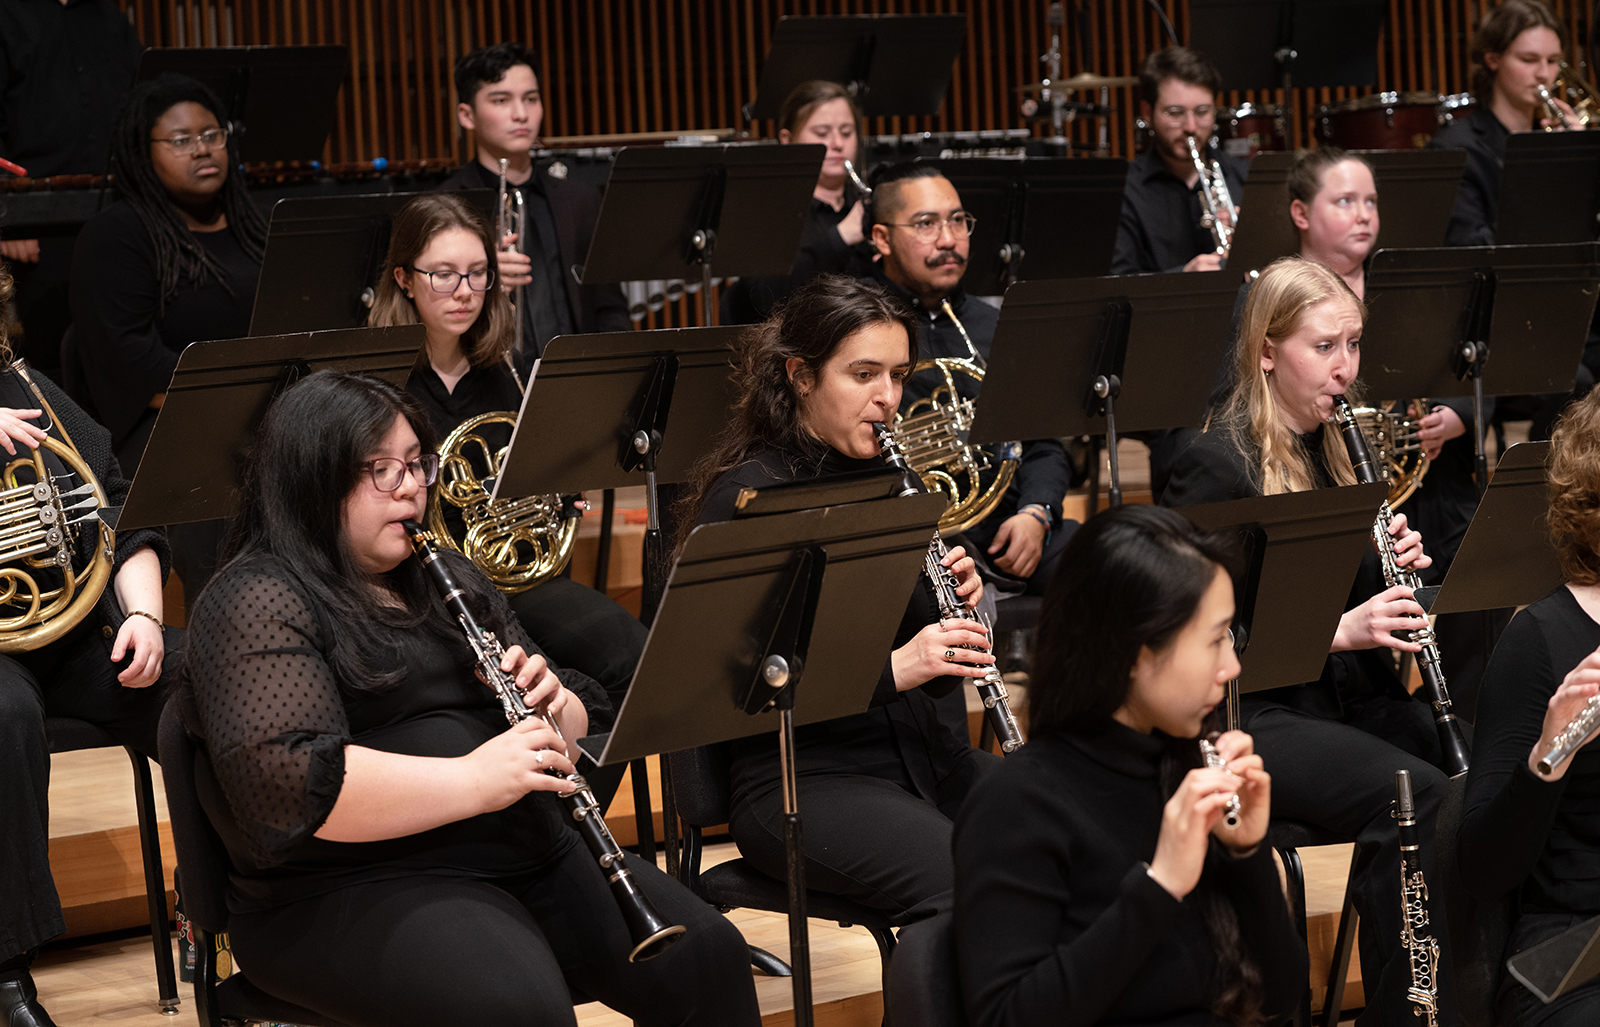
[865,162,1076,595]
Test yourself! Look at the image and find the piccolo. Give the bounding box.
[1198,736,1241,828]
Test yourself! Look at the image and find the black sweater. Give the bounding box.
[1458,587,1600,914]
[953,724,1305,1027]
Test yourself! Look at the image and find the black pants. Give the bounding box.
[0,621,177,961]
[1498,914,1600,1027]
[729,749,999,927]
[228,841,760,1027]
[1245,696,1458,1027]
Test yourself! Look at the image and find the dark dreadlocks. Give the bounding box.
[107,74,269,314]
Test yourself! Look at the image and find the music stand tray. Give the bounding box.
[747,14,966,120]
[1508,913,1600,1004]
[118,325,425,529]
[1497,132,1600,246]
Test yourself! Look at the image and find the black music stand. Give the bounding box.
[1497,132,1600,245]
[137,46,348,163]
[1190,0,1383,92]
[578,145,824,325]
[117,325,425,529]
[966,272,1242,505]
[581,482,947,1027]
[1509,914,1600,1004]
[1362,243,1600,491]
[248,191,496,336]
[745,14,966,121]
[1179,485,1390,718]
[1225,149,1467,274]
[935,157,1128,290]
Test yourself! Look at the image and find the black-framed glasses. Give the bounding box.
[889,213,977,242]
[149,126,231,155]
[362,454,440,492]
[407,267,496,293]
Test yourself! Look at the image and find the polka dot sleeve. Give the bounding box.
[184,562,351,864]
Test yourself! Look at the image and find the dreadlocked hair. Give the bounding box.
[107,73,269,314]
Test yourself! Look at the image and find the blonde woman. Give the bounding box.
[1162,256,1461,1025]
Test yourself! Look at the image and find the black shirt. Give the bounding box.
[722,193,871,324]
[1427,108,1509,248]
[0,0,141,177]
[953,724,1305,1026]
[1111,146,1249,275]
[696,446,976,812]
[69,201,260,446]
[1459,587,1600,915]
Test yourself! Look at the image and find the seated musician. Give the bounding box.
[954,505,1305,1026]
[1110,46,1247,275]
[864,162,1077,594]
[1162,256,1461,1024]
[1458,386,1600,1027]
[675,273,997,924]
[439,43,629,359]
[722,80,872,324]
[0,258,176,1027]
[367,193,647,786]
[180,369,759,1027]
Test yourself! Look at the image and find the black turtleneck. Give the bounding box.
[953,723,1305,1027]
[696,445,973,813]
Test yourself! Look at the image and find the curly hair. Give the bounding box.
[1548,387,1600,585]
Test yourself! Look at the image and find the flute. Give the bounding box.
[1198,736,1241,828]
[1536,692,1600,776]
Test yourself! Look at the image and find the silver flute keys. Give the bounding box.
[1198,736,1241,828]
[1537,691,1600,776]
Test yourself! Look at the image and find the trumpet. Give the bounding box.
[1186,134,1237,257]
[1536,691,1600,776]
[875,422,1024,753]
[1537,84,1577,131]
[496,158,526,356]
[1198,736,1241,828]
[405,521,686,962]
[843,158,872,199]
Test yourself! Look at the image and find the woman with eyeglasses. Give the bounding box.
[366,194,648,801]
[179,369,760,1027]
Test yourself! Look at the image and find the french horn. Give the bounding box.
[425,411,579,593]
[892,356,1020,535]
[1350,399,1431,508]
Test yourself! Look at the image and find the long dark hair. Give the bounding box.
[107,74,270,313]
[1470,0,1566,100]
[214,370,509,692]
[671,274,918,555]
[1029,505,1266,1025]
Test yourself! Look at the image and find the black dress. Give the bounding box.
[0,364,175,965]
[1459,587,1600,1027]
[181,554,759,1027]
[954,724,1306,1027]
[697,444,998,924]
[1162,423,1461,1027]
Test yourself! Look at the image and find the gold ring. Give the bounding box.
[944,649,956,661]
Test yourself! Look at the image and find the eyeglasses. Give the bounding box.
[888,213,978,242]
[407,267,497,293]
[1157,105,1217,122]
[362,454,440,492]
[149,126,231,155]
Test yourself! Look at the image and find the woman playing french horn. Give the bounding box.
[0,256,175,1027]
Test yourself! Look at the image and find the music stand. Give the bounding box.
[745,14,966,120]
[1225,150,1467,274]
[582,482,947,1027]
[117,325,425,530]
[578,145,824,325]
[1509,914,1600,1004]
[248,191,497,336]
[1190,0,1383,93]
[935,157,1128,290]
[137,46,348,163]
[966,272,1242,505]
[1362,243,1600,490]
[1497,132,1600,245]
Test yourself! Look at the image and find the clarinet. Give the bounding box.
[1394,769,1442,1026]
[874,423,1024,753]
[405,521,686,962]
[1332,396,1471,778]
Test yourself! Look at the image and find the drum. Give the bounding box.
[1316,91,1444,150]
[1218,103,1287,158]
[1438,92,1477,128]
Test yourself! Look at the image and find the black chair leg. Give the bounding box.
[866,923,897,1027]
[748,945,792,977]
[629,757,657,865]
[1276,846,1312,1027]
[126,746,179,1013]
[1322,847,1362,1027]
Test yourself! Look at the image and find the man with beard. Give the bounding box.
[863,162,1076,595]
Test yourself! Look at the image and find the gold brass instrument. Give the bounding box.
[1350,400,1432,508]
[1186,134,1238,257]
[0,365,113,652]
[1538,84,1578,131]
[1550,61,1598,129]
[890,301,1020,536]
[426,411,578,593]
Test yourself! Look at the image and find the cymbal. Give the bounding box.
[1016,72,1138,92]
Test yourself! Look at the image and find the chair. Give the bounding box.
[1268,820,1365,1027]
[666,745,899,995]
[45,716,178,1014]
[1433,774,1514,1027]
[884,911,964,1027]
